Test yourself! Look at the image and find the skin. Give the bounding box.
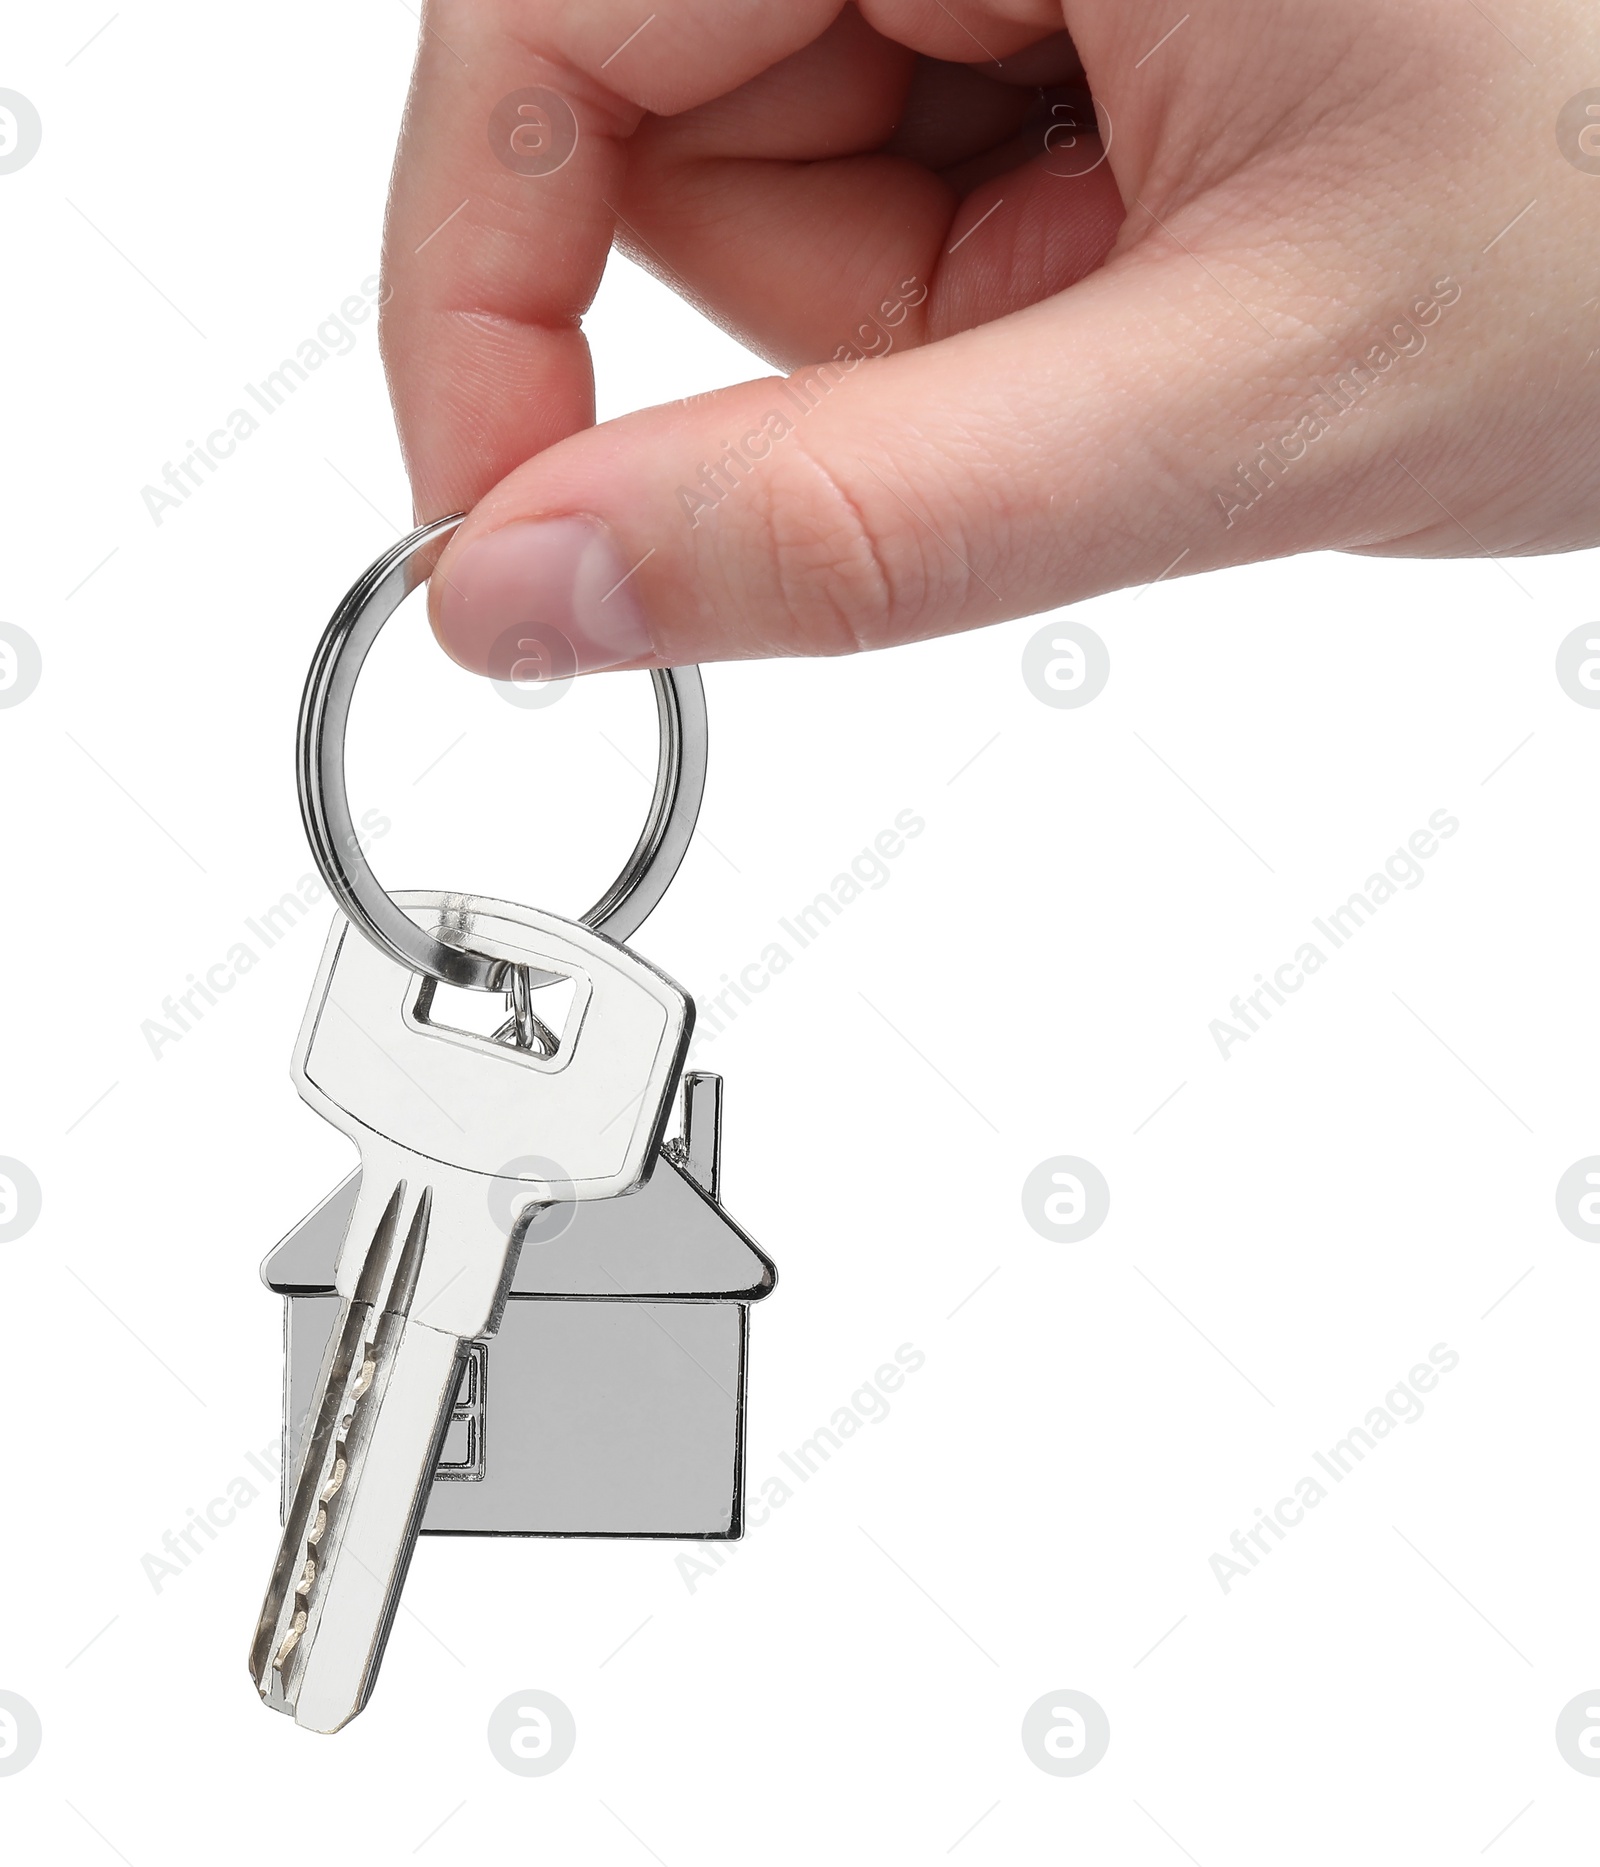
[380,0,1600,673]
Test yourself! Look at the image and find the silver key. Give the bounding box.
[248,890,691,1732]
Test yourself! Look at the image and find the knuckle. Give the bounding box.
[755,434,946,656]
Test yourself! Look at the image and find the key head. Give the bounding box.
[294,892,692,1200]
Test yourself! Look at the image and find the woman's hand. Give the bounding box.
[379,0,1600,679]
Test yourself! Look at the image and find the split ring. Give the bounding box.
[297,512,706,990]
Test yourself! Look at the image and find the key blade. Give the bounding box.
[249,1175,407,1699]
[289,1319,463,1732]
[250,1179,465,1730]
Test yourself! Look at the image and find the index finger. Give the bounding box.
[380,0,845,522]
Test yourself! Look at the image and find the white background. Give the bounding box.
[3,3,1600,1861]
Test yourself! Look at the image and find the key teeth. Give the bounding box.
[273,1611,308,1673]
[270,1357,374,1691]
[252,1325,384,1710]
[321,1454,347,1504]
[280,1318,466,1735]
[251,1180,416,1712]
[253,1184,443,1728]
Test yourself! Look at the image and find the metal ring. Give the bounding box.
[504,966,558,1055]
[298,513,707,990]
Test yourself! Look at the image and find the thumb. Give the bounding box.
[426,245,1384,678]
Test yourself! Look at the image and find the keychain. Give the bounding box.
[248,515,775,1733]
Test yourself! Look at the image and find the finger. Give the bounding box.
[616,16,1121,368]
[422,242,1390,678]
[856,0,1061,66]
[381,0,844,520]
[614,8,950,369]
[878,54,1044,171]
[929,140,1124,336]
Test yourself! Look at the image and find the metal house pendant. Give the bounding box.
[262,1072,776,1539]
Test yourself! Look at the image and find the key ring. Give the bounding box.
[298,512,707,992]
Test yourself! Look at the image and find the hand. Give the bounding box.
[380,0,1600,679]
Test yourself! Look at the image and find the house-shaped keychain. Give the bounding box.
[261,1072,775,1538]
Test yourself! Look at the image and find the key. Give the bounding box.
[248,890,691,1732]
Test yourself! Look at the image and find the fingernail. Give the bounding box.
[432,516,653,680]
